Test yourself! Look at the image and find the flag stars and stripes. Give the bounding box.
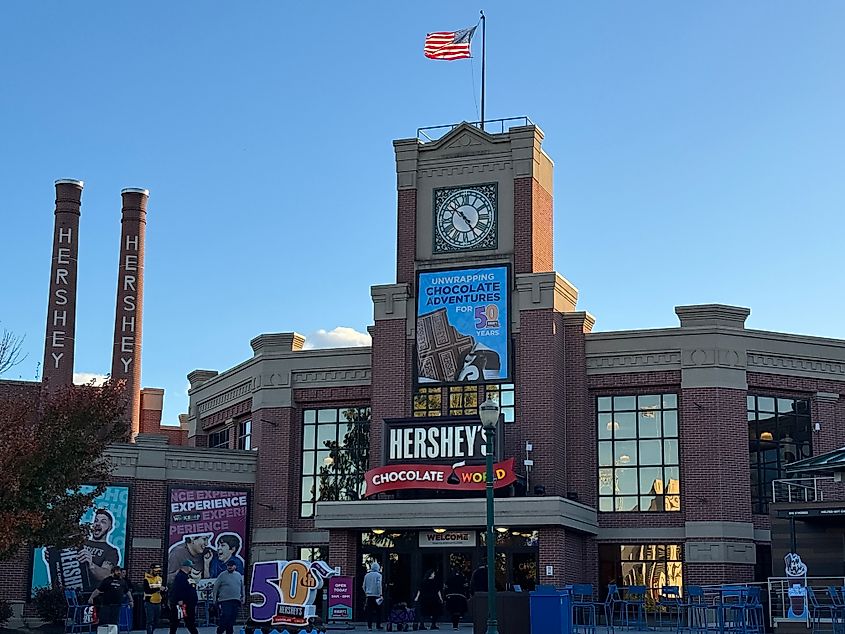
[424,26,477,60]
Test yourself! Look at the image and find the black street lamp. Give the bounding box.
[478,397,501,634]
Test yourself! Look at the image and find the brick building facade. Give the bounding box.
[183,121,845,606]
[3,121,845,621]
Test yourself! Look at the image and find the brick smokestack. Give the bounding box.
[110,188,148,437]
[42,179,83,388]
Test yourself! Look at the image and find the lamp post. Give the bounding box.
[478,397,501,634]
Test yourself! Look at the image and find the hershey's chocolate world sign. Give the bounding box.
[388,422,485,461]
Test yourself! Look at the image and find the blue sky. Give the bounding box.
[1,2,843,426]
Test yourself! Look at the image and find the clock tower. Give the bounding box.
[370,120,592,508]
[393,121,554,283]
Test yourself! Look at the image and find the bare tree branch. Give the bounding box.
[0,326,27,376]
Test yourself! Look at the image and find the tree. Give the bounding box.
[0,379,129,560]
[316,407,371,503]
[0,326,26,376]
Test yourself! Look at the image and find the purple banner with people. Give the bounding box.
[166,488,250,592]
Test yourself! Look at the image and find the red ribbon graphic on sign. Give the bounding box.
[363,458,516,497]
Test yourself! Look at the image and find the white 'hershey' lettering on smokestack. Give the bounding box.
[111,188,148,437]
[42,179,84,388]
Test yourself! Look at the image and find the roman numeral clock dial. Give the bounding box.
[433,184,498,253]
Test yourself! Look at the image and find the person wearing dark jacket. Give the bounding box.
[414,570,443,630]
[89,565,133,627]
[444,572,468,630]
[168,560,199,634]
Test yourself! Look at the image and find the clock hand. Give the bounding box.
[455,209,474,230]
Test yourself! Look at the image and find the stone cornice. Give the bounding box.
[514,272,578,314]
[371,283,411,321]
[748,352,845,380]
[587,350,682,374]
[197,380,252,415]
[106,441,256,484]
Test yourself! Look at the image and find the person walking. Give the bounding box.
[168,560,199,634]
[89,565,133,630]
[414,570,443,630]
[362,562,383,631]
[444,570,468,630]
[143,564,166,634]
[212,560,244,634]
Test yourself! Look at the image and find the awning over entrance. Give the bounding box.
[314,496,598,535]
[786,446,845,475]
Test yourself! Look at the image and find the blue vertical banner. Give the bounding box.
[416,265,510,385]
[30,485,130,596]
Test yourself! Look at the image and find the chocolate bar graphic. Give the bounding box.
[417,309,475,382]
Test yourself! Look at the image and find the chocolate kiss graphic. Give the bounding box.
[447,461,466,485]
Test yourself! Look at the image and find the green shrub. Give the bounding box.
[32,586,66,624]
[0,598,13,627]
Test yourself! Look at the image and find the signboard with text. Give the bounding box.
[327,576,353,621]
[416,265,510,386]
[363,458,516,497]
[384,416,503,466]
[250,559,339,628]
[166,487,250,590]
[419,531,477,548]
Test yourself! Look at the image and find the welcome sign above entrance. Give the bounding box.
[419,531,477,548]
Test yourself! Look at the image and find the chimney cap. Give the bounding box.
[121,187,150,196]
[55,179,84,187]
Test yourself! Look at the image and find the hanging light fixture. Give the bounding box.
[432,528,447,534]
[372,528,385,535]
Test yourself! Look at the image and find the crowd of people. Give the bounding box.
[362,560,494,631]
[84,559,244,634]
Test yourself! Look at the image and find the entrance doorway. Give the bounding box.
[421,549,474,591]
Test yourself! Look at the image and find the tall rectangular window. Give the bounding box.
[237,419,252,450]
[209,428,230,449]
[599,543,683,600]
[597,394,680,512]
[748,395,812,514]
[300,406,371,518]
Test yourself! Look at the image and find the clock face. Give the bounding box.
[433,184,498,253]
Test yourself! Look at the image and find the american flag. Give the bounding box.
[424,26,477,60]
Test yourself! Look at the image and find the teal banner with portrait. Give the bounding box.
[30,485,130,596]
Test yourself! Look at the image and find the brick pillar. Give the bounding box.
[681,386,754,584]
[396,189,417,285]
[563,312,595,505]
[42,179,83,389]
[328,529,358,578]
[681,387,752,522]
[513,307,565,496]
[369,312,412,468]
[252,407,301,558]
[813,391,841,453]
[538,526,567,586]
[513,177,553,274]
[111,188,148,437]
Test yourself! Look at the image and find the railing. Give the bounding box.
[768,577,845,628]
[772,477,835,504]
[417,116,534,142]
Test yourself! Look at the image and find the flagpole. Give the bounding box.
[480,10,486,130]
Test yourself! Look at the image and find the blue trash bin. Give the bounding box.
[530,585,572,634]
